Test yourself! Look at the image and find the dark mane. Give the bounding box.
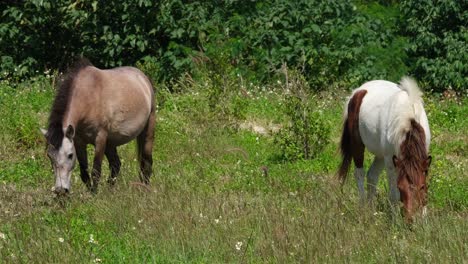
[46,58,93,149]
[399,119,428,184]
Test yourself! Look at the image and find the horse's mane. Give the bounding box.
[387,77,428,184]
[46,58,93,149]
[399,77,422,107]
[399,119,428,184]
[389,77,427,155]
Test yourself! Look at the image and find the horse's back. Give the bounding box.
[350,81,399,156]
[101,66,153,113]
[73,66,154,145]
[348,79,429,157]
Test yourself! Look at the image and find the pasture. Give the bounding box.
[0,74,466,263]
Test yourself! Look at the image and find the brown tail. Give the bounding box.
[338,89,367,184]
[338,116,353,183]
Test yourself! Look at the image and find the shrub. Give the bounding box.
[0,78,53,148]
[0,0,465,92]
[274,69,331,161]
[400,0,467,92]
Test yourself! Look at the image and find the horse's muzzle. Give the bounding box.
[54,187,69,196]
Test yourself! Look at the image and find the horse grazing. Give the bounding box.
[41,58,156,195]
[338,77,432,221]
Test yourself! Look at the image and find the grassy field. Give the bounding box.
[0,75,467,263]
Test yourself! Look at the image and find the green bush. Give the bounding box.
[274,70,331,162]
[0,0,398,86]
[0,78,53,148]
[400,0,467,92]
[0,0,465,91]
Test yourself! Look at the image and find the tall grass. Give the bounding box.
[0,75,466,262]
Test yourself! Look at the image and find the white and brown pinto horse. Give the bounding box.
[41,59,156,195]
[338,77,432,221]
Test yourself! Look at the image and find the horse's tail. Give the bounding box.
[136,83,155,163]
[136,76,156,184]
[338,116,353,184]
[338,90,367,184]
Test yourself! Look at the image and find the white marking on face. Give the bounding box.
[49,137,76,192]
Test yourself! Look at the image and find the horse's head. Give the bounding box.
[41,125,77,196]
[393,154,432,222]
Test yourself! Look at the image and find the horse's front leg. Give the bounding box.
[75,139,91,191]
[385,157,400,204]
[91,131,108,193]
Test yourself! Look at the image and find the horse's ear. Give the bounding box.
[40,128,48,137]
[65,125,75,139]
[426,155,432,167]
[392,155,400,168]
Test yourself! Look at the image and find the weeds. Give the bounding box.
[0,76,466,262]
[274,67,331,161]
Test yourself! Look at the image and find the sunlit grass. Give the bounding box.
[0,77,466,262]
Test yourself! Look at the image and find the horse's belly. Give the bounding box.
[107,132,136,146]
[107,112,149,145]
[359,116,385,158]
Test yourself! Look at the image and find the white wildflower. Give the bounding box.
[235,241,243,251]
[58,237,64,243]
[0,232,6,240]
[88,234,97,244]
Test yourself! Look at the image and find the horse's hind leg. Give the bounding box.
[343,89,367,205]
[75,140,91,190]
[366,157,384,203]
[352,142,365,205]
[137,111,156,184]
[105,146,121,186]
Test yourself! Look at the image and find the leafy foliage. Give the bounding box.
[274,69,331,161]
[0,0,465,91]
[400,0,467,92]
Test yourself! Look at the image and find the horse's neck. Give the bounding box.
[62,98,80,130]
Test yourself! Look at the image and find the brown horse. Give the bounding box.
[41,59,156,195]
[338,77,431,222]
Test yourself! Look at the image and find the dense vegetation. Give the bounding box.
[1,0,466,91]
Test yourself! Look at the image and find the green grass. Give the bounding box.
[0,76,467,262]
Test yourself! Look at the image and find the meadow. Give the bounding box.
[0,73,466,263]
